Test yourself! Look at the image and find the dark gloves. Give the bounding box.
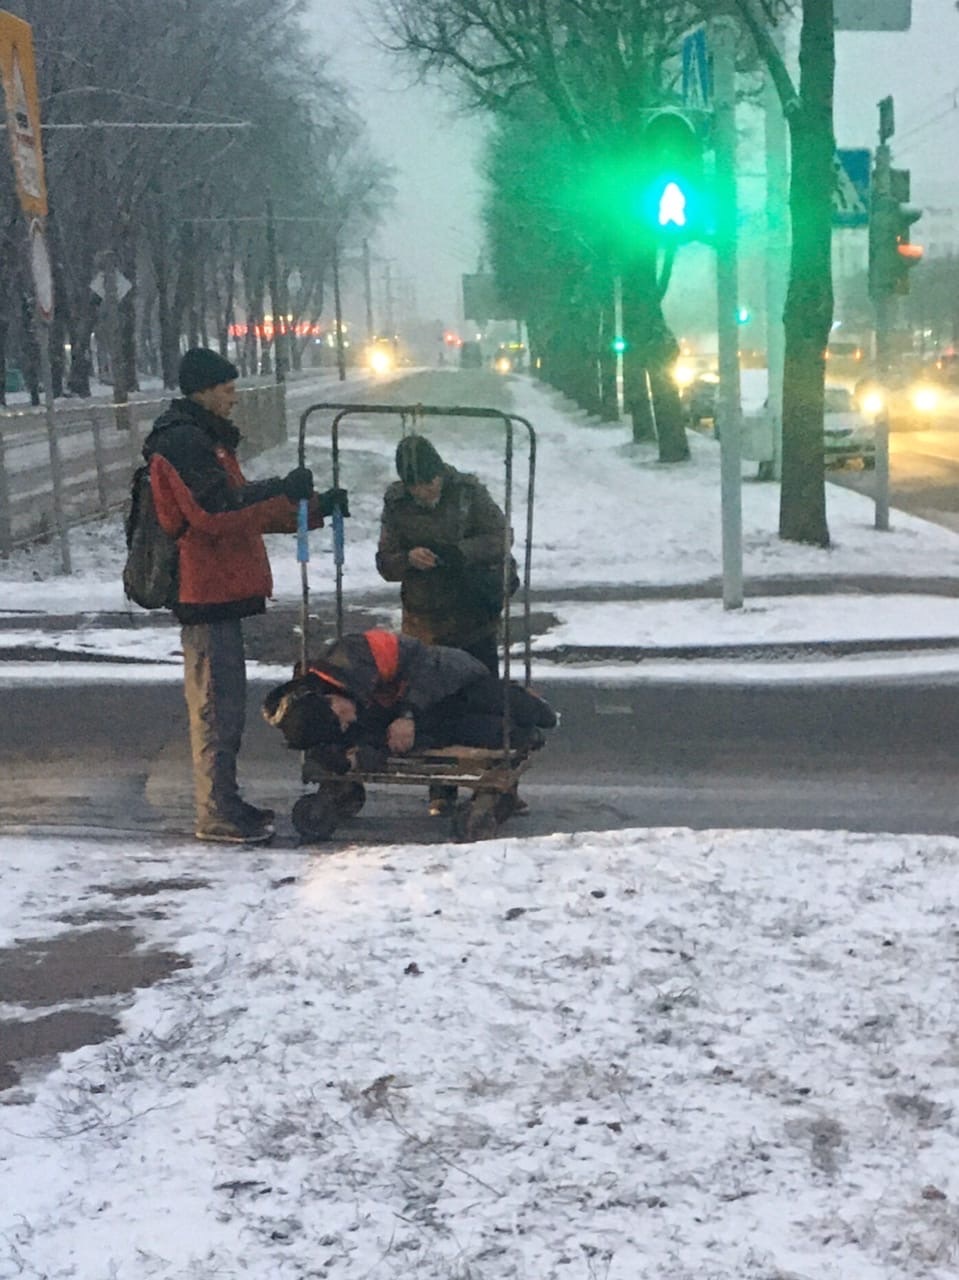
[282,466,314,502]
[429,543,464,571]
[318,487,350,518]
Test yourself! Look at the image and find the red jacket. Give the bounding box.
[144,398,321,623]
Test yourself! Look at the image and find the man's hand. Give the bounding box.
[282,466,314,501]
[386,715,415,755]
[318,487,350,518]
[408,546,438,570]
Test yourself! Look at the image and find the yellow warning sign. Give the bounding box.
[0,11,48,218]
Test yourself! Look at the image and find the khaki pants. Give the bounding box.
[181,619,247,824]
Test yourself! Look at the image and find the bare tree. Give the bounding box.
[2,0,393,393]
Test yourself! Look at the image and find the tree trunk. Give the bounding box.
[779,0,834,546]
[621,261,688,459]
[0,309,7,407]
[120,221,139,393]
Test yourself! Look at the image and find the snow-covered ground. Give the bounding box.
[2,828,957,1279]
[3,374,959,1279]
[4,374,959,678]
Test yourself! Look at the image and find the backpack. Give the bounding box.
[469,555,521,616]
[122,463,180,610]
[454,482,521,617]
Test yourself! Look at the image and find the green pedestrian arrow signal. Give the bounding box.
[658,181,688,229]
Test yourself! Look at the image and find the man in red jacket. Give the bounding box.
[145,347,347,844]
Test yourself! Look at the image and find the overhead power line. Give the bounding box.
[897,91,959,145]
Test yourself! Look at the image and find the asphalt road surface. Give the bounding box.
[830,403,959,533]
[3,674,959,845]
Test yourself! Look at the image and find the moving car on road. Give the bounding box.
[853,372,942,431]
[681,371,719,426]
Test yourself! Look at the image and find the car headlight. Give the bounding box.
[860,390,885,417]
[911,386,939,413]
[494,356,512,374]
[369,349,393,375]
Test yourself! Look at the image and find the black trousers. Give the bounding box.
[417,677,555,749]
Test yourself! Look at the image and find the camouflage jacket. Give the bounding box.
[376,466,508,645]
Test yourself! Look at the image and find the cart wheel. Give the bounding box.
[320,780,367,818]
[451,793,500,843]
[292,792,339,843]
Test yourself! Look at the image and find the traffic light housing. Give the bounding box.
[869,166,923,299]
[638,110,707,241]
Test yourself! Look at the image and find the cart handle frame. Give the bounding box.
[297,401,538,759]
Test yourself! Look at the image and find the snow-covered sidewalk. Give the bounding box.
[1,827,956,1279]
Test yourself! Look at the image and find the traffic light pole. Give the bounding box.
[712,18,743,610]
[763,26,788,483]
[613,274,625,416]
[871,132,892,531]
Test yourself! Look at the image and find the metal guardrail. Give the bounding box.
[0,382,286,555]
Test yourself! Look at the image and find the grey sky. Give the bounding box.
[307,0,485,325]
[834,0,959,205]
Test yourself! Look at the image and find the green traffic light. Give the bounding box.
[736,306,751,324]
[658,181,688,229]
[611,336,628,355]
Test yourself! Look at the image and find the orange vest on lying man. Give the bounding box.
[307,629,407,707]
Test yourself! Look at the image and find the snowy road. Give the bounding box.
[3,674,959,842]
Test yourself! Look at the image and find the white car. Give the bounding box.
[823,384,876,469]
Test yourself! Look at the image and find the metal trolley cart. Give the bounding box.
[288,401,538,844]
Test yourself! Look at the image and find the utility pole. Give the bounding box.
[383,261,395,337]
[29,223,71,572]
[362,238,374,341]
[95,247,129,431]
[870,95,895,532]
[763,25,788,482]
[332,237,346,382]
[613,275,625,417]
[711,17,743,609]
[264,197,287,384]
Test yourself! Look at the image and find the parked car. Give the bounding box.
[823,385,875,469]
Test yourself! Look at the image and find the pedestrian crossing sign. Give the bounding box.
[833,149,871,228]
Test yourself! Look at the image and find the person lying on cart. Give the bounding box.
[263,628,555,777]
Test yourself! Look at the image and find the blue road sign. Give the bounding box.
[682,27,711,111]
[833,148,871,228]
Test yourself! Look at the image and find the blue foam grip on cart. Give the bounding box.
[332,507,345,567]
[297,498,309,563]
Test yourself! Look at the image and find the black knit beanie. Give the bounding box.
[396,435,444,486]
[178,347,240,396]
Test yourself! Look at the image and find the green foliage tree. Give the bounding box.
[382,0,705,462]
